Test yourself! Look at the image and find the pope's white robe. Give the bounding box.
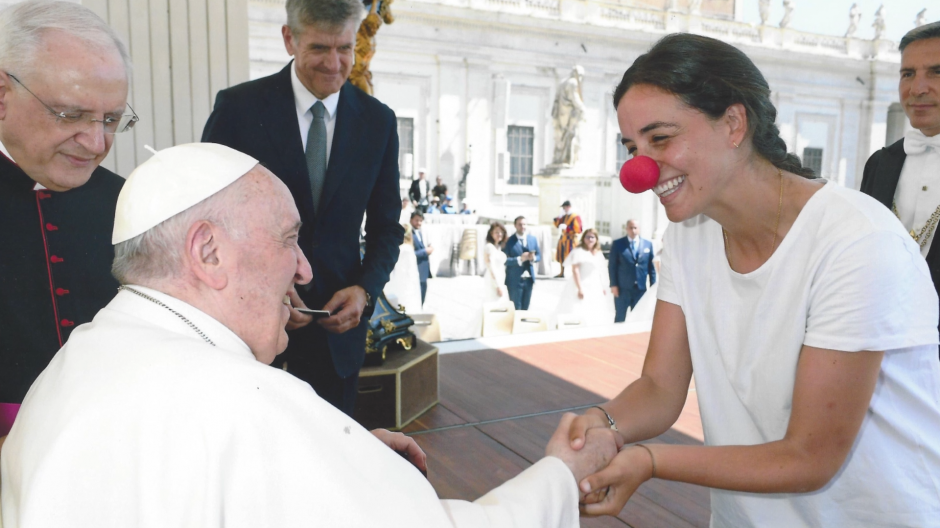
[0,287,578,527]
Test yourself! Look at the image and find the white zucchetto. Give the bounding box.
[112,143,258,244]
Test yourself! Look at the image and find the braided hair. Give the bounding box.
[613,33,815,179]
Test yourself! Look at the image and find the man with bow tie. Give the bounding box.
[861,21,940,359]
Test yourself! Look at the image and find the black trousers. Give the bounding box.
[271,323,360,417]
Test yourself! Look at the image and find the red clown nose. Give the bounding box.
[619,156,660,194]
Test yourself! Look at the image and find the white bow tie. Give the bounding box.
[904,129,940,156]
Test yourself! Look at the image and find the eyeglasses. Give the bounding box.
[5,72,139,135]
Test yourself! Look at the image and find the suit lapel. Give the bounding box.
[319,82,367,215]
[870,139,907,208]
[263,62,314,219]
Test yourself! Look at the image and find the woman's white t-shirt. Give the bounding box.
[658,182,940,527]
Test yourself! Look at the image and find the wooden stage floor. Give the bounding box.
[404,332,711,528]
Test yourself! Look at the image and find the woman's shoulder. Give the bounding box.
[802,182,910,247]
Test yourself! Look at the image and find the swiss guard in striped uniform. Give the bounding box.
[553,200,582,278]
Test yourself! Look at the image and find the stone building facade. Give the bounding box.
[258,0,906,240]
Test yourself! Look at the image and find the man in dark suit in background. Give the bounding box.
[504,216,540,310]
[409,212,432,305]
[408,168,429,212]
[860,21,940,359]
[202,0,404,415]
[609,219,656,323]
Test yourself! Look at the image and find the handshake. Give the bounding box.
[544,412,655,517]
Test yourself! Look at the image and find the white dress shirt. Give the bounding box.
[291,65,340,165]
[893,128,940,257]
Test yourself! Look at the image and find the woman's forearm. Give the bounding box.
[648,439,835,494]
[572,265,582,291]
[597,375,688,444]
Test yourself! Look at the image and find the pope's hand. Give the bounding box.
[285,287,313,330]
[545,413,622,497]
[321,286,368,334]
[579,445,654,517]
[568,408,619,451]
[371,428,428,476]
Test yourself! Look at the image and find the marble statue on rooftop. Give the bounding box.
[915,8,927,28]
[349,0,395,95]
[846,3,861,38]
[551,65,586,167]
[759,0,770,25]
[779,0,794,29]
[688,0,702,15]
[664,0,677,12]
[872,5,886,40]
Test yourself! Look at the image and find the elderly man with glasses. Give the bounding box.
[0,0,136,452]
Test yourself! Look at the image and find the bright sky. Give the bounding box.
[737,0,933,42]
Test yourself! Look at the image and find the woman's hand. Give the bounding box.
[579,445,654,517]
[497,285,506,297]
[577,289,585,299]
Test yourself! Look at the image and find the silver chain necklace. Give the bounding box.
[119,286,216,347]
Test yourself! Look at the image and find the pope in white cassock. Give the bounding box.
[0,143,620,527]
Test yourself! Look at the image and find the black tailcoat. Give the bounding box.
[860,138,940,358]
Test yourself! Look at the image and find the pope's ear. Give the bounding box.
[186,220,228,290]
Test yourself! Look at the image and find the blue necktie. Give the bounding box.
[306,101,327,215]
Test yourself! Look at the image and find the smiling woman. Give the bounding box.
[565,33,940,528]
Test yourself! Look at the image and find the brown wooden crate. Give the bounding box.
[355,340,439,430]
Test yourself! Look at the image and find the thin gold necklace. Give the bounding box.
[723,168,784,270]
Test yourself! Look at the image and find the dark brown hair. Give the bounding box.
[613,33,815,179]
[486,222,507,246]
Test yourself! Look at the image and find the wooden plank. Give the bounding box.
[581,517,632,528]
[106,0,136,176]
[412,426,532,502]
[168,0,193,144]
[82,0,116,173]
[148,0,174,150]
[127,0,155,170]
[187,0,211,141]
[402,403,467,434]
[439,349,606,423]
[206,0,229,110]
[225,0,249,86]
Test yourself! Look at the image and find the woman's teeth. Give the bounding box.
[654,175,686,197]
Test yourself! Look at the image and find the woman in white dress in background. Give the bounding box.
[483,223,509,302]
[556,228,614,326]
[473,223,510,336]
[384,224,423,313]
